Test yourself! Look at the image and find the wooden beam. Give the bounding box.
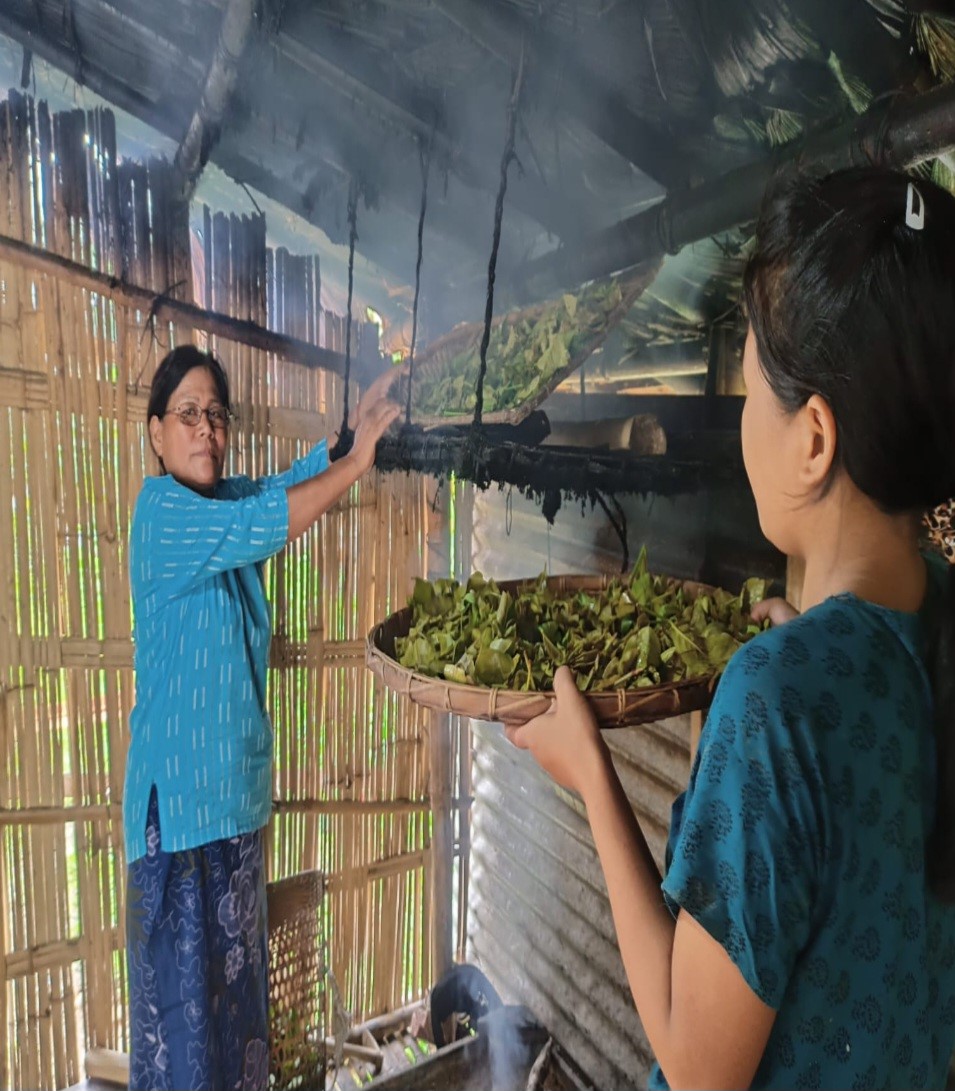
[86,1048,128,1086]
[0,229,383,383]
[520,79,955,295]
[174,0,255,201]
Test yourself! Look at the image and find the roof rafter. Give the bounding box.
[174,0,255,200]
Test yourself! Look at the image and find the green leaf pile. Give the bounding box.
[394,548,770,692]
[412,278,625,417]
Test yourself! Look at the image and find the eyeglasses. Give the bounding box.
[164,404,234,429]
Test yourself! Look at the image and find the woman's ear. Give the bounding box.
[148,415,163,461]
[799,393,838,492]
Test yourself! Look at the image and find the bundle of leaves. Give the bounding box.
[394,549,769,692]
[412,278,625,417]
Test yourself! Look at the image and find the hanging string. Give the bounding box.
[594,491,630,574]
[405,121,436,426]
[330,177,360,461]
[473,41,526,429]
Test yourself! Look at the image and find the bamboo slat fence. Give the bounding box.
[0,89,437,1090]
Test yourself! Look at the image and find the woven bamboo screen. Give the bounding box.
[0,89,433,1090]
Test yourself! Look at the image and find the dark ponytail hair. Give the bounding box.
[743,166,955,900]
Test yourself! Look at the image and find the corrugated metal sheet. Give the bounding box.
[466,480,707,1088]
[467,717,691,1090]
[464,471,786,1087]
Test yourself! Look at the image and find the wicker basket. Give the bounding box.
[397,260,660,429]
[366,574,720,729]
[267,870,326,1091]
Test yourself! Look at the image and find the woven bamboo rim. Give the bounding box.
[401,260,661,428]
[366,573,720,728]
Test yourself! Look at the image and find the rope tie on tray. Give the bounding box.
[594,491,630,573]
[330,178,360,461]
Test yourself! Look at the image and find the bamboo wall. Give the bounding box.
[0,89,433,1090]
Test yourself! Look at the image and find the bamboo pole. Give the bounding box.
[522,79,955,295]
[0,798,477,826]
[428,711,454,983]
[174,0,255,201]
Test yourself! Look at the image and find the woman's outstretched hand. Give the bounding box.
[349,363,410,431]
[505,665,608,795]
[750,597,799,627]
[348,394,401,475]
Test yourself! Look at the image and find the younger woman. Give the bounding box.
[509,167,955,1089]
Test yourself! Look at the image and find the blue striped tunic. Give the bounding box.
[123,441,328,862]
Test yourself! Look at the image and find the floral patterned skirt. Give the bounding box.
[126,787,269,1091]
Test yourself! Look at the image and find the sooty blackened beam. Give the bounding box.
[174,0,255,202]
[375,426,745,509]
[0,229,381,384]
[521,79,955,296]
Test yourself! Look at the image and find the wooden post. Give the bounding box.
[428,710,454,983]
[425,472,455,983]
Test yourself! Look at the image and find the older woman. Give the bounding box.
[123,344,400,1091]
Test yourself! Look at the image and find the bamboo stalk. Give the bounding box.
[523,79,955,295]
[4,933,103,980]
[174,0,255,201]
[0,798,481,826]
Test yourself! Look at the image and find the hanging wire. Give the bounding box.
[330,177,360,461]
[472,40,526,428]
[405,121,436,426]
[594,491,630,574]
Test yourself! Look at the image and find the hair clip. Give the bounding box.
[905,182,925,231]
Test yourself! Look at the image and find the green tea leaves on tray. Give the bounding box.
[394,550,769,692]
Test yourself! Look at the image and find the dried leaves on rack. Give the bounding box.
[411,277,627,418]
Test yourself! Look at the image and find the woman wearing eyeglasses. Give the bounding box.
[123,344,401,1091]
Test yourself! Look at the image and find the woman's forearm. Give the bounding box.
[285,452,363,541]
[580,745,678,1066]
